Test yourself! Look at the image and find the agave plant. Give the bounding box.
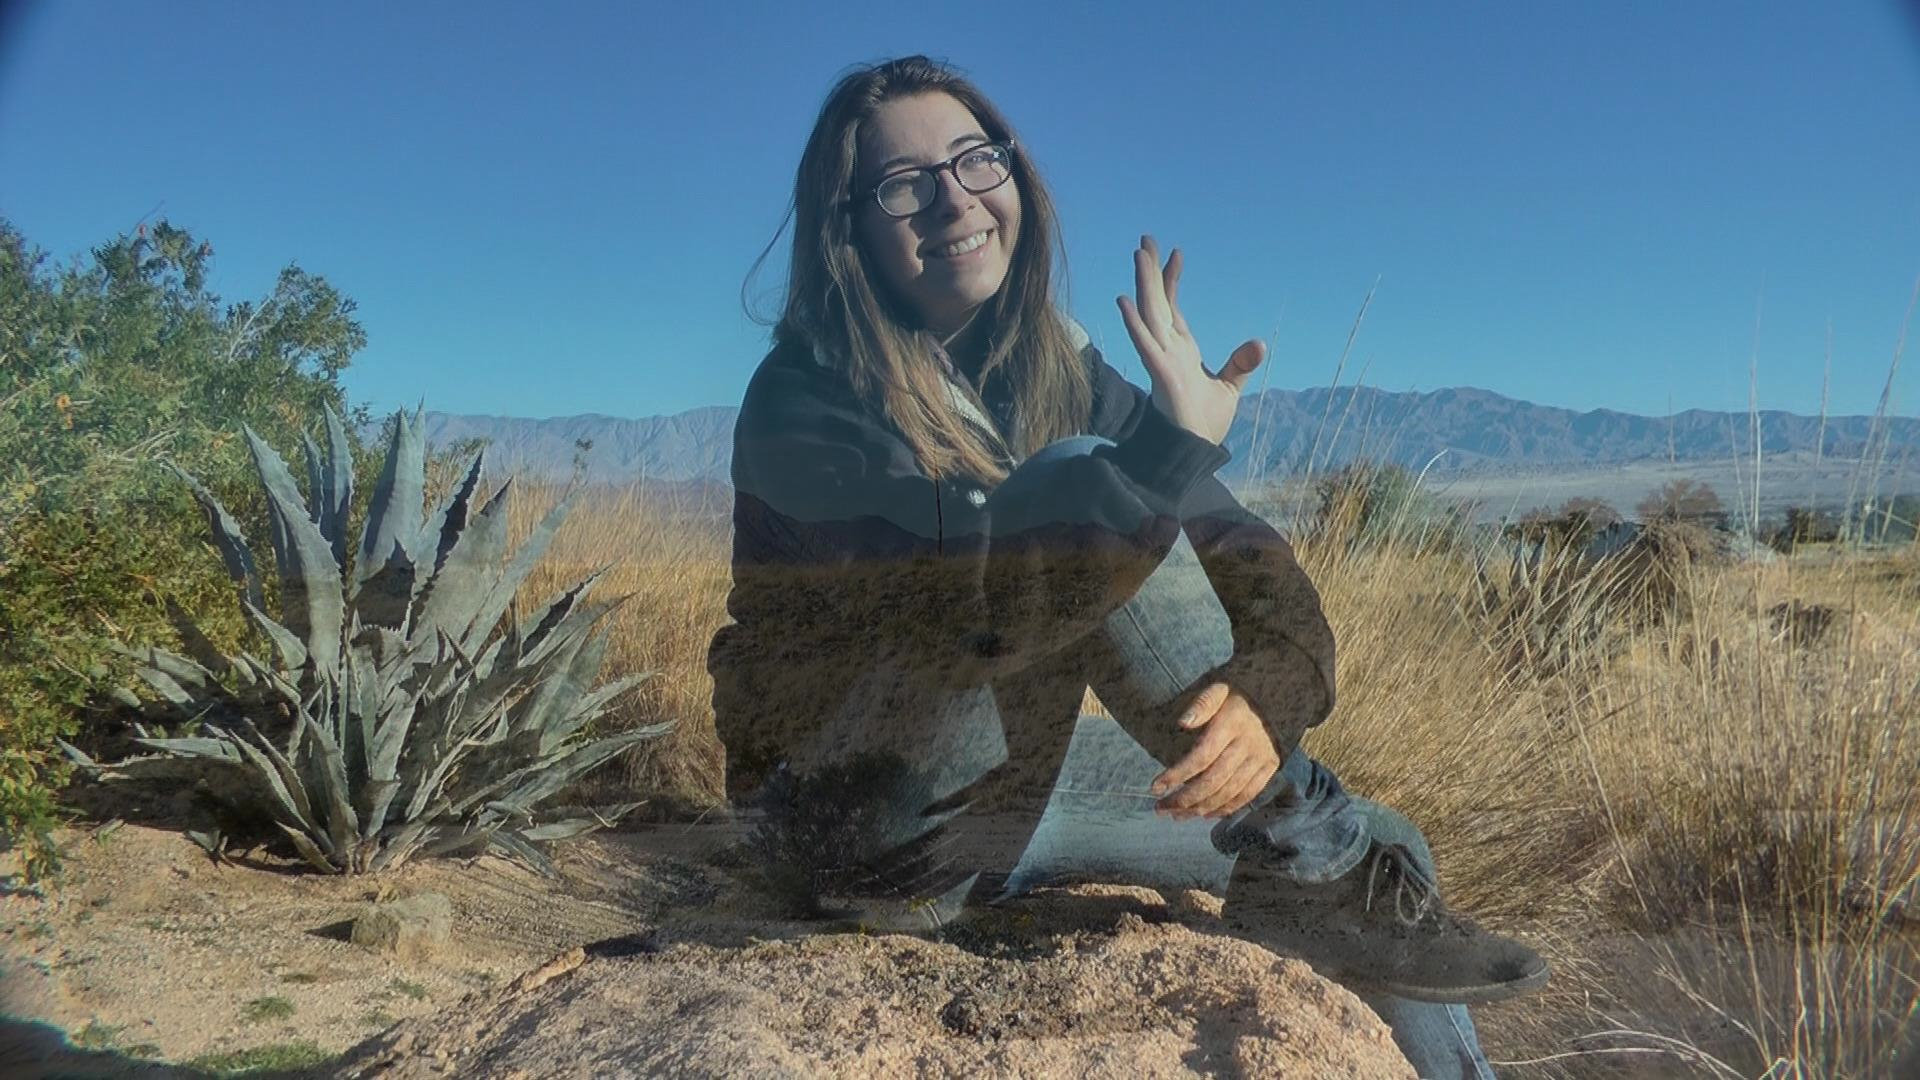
[63,406,665,875]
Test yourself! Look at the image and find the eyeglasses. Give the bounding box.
[855,140,1017,218]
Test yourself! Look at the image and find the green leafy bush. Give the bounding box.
[1,218,370,880]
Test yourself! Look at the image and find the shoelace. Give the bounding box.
[1360,842,1443,927]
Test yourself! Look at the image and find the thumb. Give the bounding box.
[1215,339,1265,392]
[1178,682,1231,729]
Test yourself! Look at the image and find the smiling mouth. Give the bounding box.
[926,230,992,259]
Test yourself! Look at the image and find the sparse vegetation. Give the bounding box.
[70,1019,124,1049]
[186,1039,335,1074]
[1636,477,1727,528]
[239,995,296,1024]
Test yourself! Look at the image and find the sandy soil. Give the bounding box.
[0,820,695,1072]
[0,821,1415,1078]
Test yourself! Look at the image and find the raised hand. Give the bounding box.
[1116,234,1266,445]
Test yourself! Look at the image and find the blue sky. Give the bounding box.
[3,2,1917,421]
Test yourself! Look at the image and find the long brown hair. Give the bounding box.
[745,56,1093,486]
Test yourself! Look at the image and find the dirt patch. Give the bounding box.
[0,821,682,1068]
[2,823,1412,1077]
[332,902,1412,1079]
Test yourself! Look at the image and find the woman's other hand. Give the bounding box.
[1116,234,1266,445]
[1147,681,1281,819]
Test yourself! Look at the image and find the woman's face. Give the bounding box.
[853,92,1022,337]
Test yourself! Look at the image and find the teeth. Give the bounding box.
[936,231,989,257]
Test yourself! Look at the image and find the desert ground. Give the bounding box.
[4,475,1918,1078]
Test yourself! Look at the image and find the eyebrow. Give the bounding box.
[873,133,992,177]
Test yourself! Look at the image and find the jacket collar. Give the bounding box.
[807,317,1092,469]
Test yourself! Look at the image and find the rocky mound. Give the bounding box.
[331,889,1413,1079]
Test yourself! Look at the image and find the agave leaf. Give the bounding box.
[514,569,609,664]
[140,646,220,694]
[516,815,619,843]
[237,718,323,841]
[301,431,326,528]
[401,731,479,825]
[345,640,383,794]
[356,409,425,593]
[291,705,361,856]
[458,725,666,821]
[369,795,456,873]
[56,739,101,772]
[351,539,417,634]
[242,602,309,679]
[167,463,263,611]
[319,405,355,571]
[457,485,579,657]
[244,426,344,682]
[130,735,243,763]
[134,667,194,706]
[360,681,424,839]
[185,828,226,860]
[487,831,558,878]
[413,477,513,646]
[224,730,327,849]
[421,822,499,860]
[527,589,628,672]
[420,452,484,576]
[543,672,658,756]
[278,821,339,873]
[516,629,608,744]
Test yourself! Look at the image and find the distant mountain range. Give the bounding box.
[410,386,1918,491]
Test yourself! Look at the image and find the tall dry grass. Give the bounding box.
[504,459,1919,1076]
[501,479,735,815]
[1288,480,1920,1078]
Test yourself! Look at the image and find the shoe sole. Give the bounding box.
[1358,962,1551,1005]
[1230,923,1554,1005]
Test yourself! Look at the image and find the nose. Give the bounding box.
[927,166,976,217]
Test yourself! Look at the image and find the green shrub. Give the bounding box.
[1,218,371,880]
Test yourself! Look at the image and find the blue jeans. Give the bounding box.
[770,434,1496,1079]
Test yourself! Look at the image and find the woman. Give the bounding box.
[708,55,1544,1077]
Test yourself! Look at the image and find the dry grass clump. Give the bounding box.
[515,469,1918,1077]
[503,480,733,815]
[1293,506,1920,1077]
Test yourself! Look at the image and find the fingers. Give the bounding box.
[1213,756,1280,818]
[1152,684,1282,819]
[1116,295,1164,378]
[1150,713,1230,797]
[1215,338,1266,391]
[1158,743,1246,817]
[1132,237,1173,342]
[1175,682,1230,732]
[1161,749,1278,819]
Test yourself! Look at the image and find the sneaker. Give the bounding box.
[1221,837,1550,1004]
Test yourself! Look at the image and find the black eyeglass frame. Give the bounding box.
[847,139,1019,218]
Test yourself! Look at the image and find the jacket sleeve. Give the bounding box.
[1085,347,1338,757]
[710,353,1230,767]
